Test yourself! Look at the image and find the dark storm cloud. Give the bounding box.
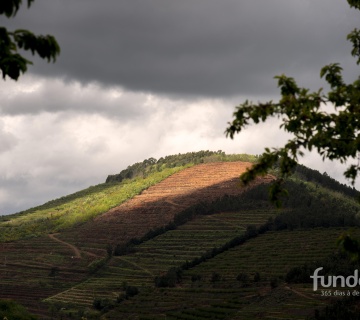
[3,0,358,98]
[0,77,152,119]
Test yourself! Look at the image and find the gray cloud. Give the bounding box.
[0,120,17,153]
[3,0,358,98]
[0,76,152,120]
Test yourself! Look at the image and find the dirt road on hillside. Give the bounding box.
[48,233,81,259]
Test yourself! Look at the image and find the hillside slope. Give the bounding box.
[0,160,273,317]
[59,162,273,252]
[1,157,359,319]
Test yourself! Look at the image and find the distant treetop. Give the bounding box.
[105,151,259,183]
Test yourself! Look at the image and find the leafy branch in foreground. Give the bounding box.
[0,0,60,80]
[226,0,360,200]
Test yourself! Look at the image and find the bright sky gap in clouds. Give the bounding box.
[0,0,359,214]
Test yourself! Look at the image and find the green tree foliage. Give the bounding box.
[155,267,182,287]
[294,164,359,198]
[285,252,360,284]
[226,0,360,196]
[337,232,360,261]
[253,272,261,282]
[0,300,37,320]
[93,297,114,312]
[0,0,60,80]
[117,284,139,303]
[236,272,250,287]
[312,298,360,320]
[124,285,139,298]
[210,272,221,283]
[48,266,59,284]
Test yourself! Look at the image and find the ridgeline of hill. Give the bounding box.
[0,151,359,319]
[0,151,258,242]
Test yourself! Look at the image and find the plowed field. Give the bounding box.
[60,162,273,249]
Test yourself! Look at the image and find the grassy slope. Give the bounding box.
[0,165,191,242]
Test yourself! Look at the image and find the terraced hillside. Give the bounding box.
[103,227,360,320]
[58,162,272,252]
[0,161,273,317]
[45,209,278,308]
[0,235,91,318]
[1,156,359,319]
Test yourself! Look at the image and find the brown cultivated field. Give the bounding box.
[58,162,273,251]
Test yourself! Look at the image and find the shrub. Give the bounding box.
[93,297,114,311]
[87,258,107,274]
[211,272,221,283]
[125,286,139,298]
[0,300,37,320]
[113,243,136,256]
[155,268,182,287]
[191,274,202,282]
[270,277,279,289]
[236,273,250,287]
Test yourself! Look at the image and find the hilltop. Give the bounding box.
[0,151,258,242]
[0,151,359,319]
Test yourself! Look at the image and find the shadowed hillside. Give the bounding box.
[59,162,273,253]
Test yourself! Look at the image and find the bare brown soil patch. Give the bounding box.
[61,162,273,248]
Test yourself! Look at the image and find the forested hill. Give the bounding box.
[292,164,359,199]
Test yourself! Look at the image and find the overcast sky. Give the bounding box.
[0,0,359,215]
